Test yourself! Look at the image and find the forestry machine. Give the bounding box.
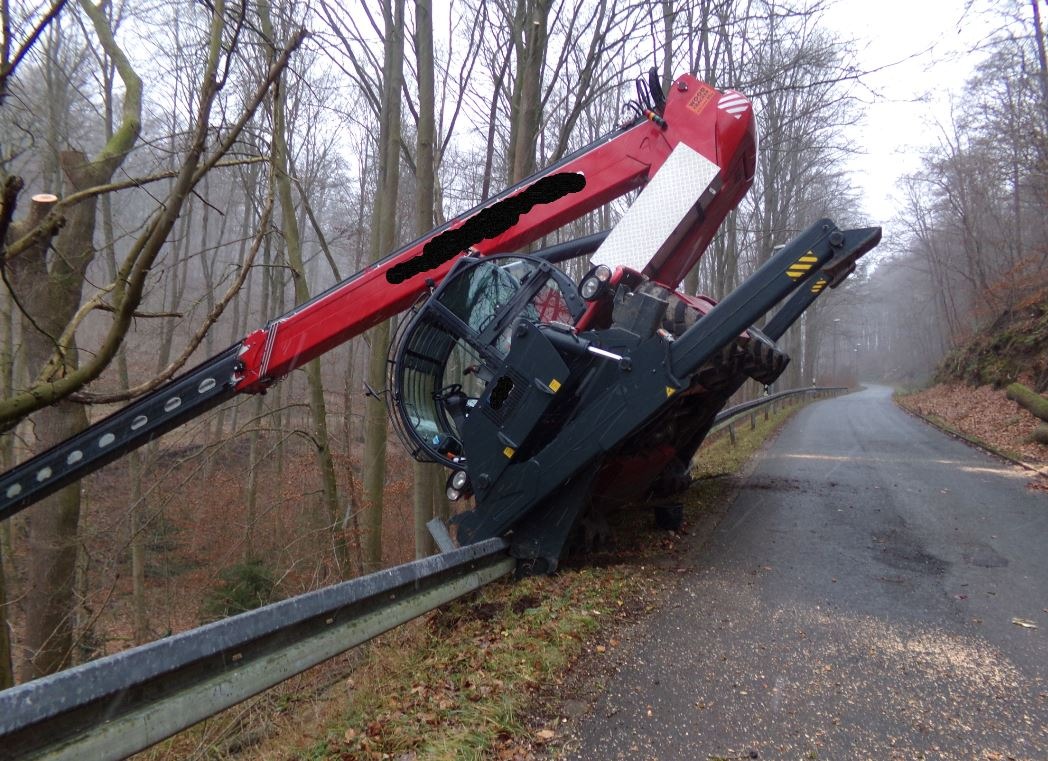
[0,71,880,574]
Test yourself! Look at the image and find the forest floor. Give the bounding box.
[896,383,1048,470]
[135,395,813,761]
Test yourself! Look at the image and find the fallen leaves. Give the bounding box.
[900,384,1047,464]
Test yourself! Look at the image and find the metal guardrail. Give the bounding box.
[0,538,513,761]
[0,386,845,760]
[709,386,848,437]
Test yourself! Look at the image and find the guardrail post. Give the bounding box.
[750,411,756,430]
[728,422,737,446]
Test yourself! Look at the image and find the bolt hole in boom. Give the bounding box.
[387,254,584,468]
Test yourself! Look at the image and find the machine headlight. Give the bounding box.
[579,264,612,301]
[446,470,471,501]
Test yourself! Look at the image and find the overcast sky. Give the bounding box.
[822,0,994,225]
[431,0,1001,227]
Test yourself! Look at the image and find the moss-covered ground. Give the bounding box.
[934,291,1048,393]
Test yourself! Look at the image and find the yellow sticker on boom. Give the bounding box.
[548,379,562,392]
[787,251,819,280]
[503,446,515,459]
[810,278,827,294]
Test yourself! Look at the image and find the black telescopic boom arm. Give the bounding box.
[762,226,881,341]
[457,220,882,545]
[0,349,241,521]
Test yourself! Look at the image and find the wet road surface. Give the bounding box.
[567,385,1047,760]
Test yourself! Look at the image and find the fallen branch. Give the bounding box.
[1006,382,1048,422]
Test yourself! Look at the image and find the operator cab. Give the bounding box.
[387,254,585,466]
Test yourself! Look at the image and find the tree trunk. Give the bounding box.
[18,400,85,678]
[0,264,14,687]
[412,0,438,559]
[661,0,674,91]
[1007,382,1048,421]
[802,310,820,387]
[96,44,153,641]
[6,0,143,676]
[0,538,11,688]
[11,178,97,678]
[258,0,349,579]
[1031,0,1048,129]
[480,48,511,202]
[507,0,550,185]
[362,0,405,571]
[243,395,265,563]
[243,232,272,563]
[208,169,260,478]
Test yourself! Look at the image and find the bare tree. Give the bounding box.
[0,0,304,678]
[359,0,405,571]
[411,0,439,558]
[258,0,349,580]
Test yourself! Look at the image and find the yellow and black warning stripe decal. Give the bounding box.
[810,276,828,294]
[786,252,819,280]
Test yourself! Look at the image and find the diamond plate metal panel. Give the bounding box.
[590,143,720,272]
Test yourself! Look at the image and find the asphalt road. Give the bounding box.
[566,385,1048,761]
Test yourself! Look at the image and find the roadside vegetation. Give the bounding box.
[134,394,813,761]
[895,290,1048,471]
[934,290,1048,394]
[897,385,1048,469]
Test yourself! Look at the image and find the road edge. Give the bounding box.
[894,393,1048,479]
